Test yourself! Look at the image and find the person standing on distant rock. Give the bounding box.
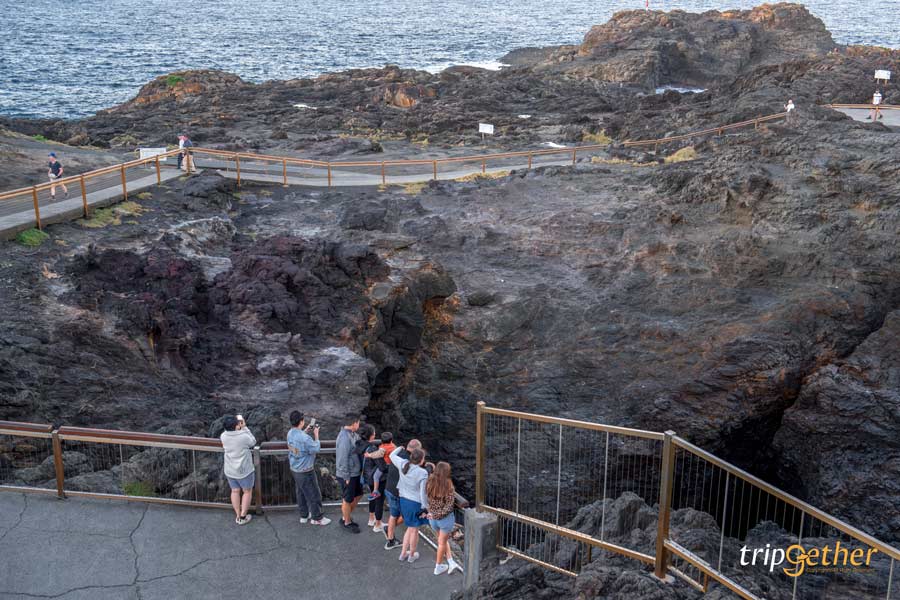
[220,414,257,525]
[784,99,796,125]
[47,152,68,200]
[868,91,883,121]
[336,413,363,533]
[287,411,330,526]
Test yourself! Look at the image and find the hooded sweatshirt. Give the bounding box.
[220,428,257,479]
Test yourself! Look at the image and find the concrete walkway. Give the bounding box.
[0,492,461,600]
[0,169,184,240]
[835,107,900,127]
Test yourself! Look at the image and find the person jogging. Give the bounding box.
[47,153,68,200]
[287,411,330,526]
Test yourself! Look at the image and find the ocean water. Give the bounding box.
[0,0,897,120]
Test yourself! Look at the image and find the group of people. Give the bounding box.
[219,412,462,577]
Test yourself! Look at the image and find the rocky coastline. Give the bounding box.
[1,4,899,599]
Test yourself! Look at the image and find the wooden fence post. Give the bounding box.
[155,155,161,185]
[327,163,332,188]
[282,159,288,186]
[31,187,42,230]
[235,155,242,187]
[572,148,577,165]
[475,401,486,510]
[52,429,66,499]
[433,160,438,181]
[120,165,128,201]
[654,431,677,579]
[482,159,486,174]
[528,152,533,169]
[80,175,88,218]
[381,161,386,186]
[252,446,263,515]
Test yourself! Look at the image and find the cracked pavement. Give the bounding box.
[0,493,460,599]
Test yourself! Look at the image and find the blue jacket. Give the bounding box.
[287,427,320,472]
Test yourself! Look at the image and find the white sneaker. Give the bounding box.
[399,552,409,562]
[300,514,310,524]
[447,558,461,574]
[372,523,384,533]
[310,517,331,526]
[367,519,376,527]
[434,563,449,575]
[408,552,420,564]
[236,514,253,525]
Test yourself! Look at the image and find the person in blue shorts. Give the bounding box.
[390,446,429,564]
[219,414,256,525]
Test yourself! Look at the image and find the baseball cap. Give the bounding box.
[48,152,56,157]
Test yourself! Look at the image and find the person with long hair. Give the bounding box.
[426,462,461,575]
[390,445,429,563]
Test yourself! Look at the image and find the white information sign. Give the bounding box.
[139,147,168,162]
[478,123,495,135]
[875,70,892,80]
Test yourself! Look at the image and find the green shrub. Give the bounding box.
[32,135,47,142]
[15,229,49,247]
[166,75,185,88]
[123,481,157,497]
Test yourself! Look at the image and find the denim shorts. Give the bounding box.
[386,491,402,519]
[226,471,256,490]
[429,512,456,534]
[399,497,426,528]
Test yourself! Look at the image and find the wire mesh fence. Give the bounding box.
[0,432,55,490]
[480,406,664,574]
[665,438,899,599]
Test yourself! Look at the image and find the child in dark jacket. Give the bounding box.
[363,431,394,501]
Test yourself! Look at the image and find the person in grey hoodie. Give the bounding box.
[390,445,429,563]
[335,413,362,533]
[220,415,257,525]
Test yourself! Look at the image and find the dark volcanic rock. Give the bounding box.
[773,309,900,542]
[558,3,835,89]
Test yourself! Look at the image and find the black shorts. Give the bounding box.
[339,476,363,503]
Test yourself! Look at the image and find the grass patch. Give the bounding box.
[591,156,657,167]
[15,228,49,247]
[582,130,613,145]
[135,192,153,200]
[123,481,157,497]
[32,134,48,142]
[454,170,511,183]
[402,182,427,195]
[165,75,185,87]
[79,201,145,228]
[665,146,699,163]
[109,133,140,148]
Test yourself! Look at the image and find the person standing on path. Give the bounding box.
[220,414,257,525]
[390,445,429,564]
[426,462,462,576]
[383,438,423,549]
[868,91,883,121]
[47,153,68,200]
[287,411,330,526]
[335,414,363,533]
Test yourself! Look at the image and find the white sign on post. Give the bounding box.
[875,70,892,81]
[139,147,168,162]
[478,123,495,135]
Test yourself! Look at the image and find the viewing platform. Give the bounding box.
[0,491,460,600]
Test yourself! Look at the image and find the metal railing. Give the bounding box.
[474,403,900,599]
[0,110,795,236]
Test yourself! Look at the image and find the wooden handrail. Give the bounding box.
[0,420,54,435]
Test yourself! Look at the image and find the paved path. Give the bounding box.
[835,107,900,127]
[0,492,461,600]
[0,169,184,240]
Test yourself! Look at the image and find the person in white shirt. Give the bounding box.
[869,91,883,121]
[785,99,796,124]
[220,414,257,525]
